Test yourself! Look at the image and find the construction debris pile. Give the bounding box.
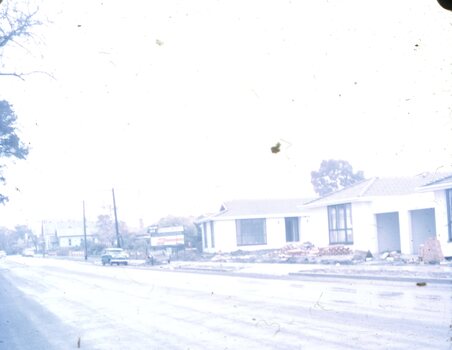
[419,237,444,264]
[201,241,445,265]
[204,242,357,264]
[278,243,357,264]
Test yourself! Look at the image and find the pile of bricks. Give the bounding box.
[280,242,315,256]
[318,245,353,256]
[419,238,444,264]
[279,243,353,257]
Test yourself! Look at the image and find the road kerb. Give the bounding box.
[288,272,452,284]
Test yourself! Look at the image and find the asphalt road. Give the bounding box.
[1,256,451,350]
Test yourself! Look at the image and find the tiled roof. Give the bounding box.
[197,172,452,220]
[208,198,312,220]
[306,172,452,207]
[419,174,452,189]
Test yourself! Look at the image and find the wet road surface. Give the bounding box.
[1,256,451,349]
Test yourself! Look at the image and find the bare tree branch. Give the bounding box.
[0,4,40,48]
[0,71,24,80]
[0,70,55,81]
[0,1,42,79]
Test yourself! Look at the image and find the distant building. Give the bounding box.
[40,220,97,249]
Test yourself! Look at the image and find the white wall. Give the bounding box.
[59,236,84,248]
[303,194,437,255]
[433,190,452,257]
[301,207,329,248]
[203,216,303,253]
[266,218,287,249]
[370,193,435,213]
[352,202,378,253]
[201,191,444,255]
[370,193,437,254]
[204,220,236,253]
[302,203,376,252]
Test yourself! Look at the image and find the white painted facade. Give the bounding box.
[200,216,304,254]
[301,201,378,253]
[199,176,452,257]
[371,193,437,254]
[299,207,329,248]
[351,201,376,253]
[304,192,438,255]
[38,220,97,250]
[59,235,95,248]
[200,193,439,255]
[432,190,452,257]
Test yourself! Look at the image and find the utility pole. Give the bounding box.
[83,200,88,261]
[112,188,121,248]
[41,221,45,258]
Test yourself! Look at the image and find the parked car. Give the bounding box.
[101,248,129,266]
[21,248,35,257]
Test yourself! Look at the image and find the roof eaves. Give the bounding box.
[416,181,452,193]
[422,174,452,187]
[303,196,371,209]
[195,213,218,224]
[415,173,452,193]
[208,211,309,221]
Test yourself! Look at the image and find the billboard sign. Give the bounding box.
[149,226,185,248]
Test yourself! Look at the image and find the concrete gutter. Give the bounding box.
[288,272,452,285]
[157,262,452,285]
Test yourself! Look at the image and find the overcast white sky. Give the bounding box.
[0,0,451,230]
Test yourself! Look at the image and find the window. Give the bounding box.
[447,189,452,241]
[236,219,266,246]
[328,204,353,244]
[210,221,215,248]
[203,223,208,248]
[68,238,72,246]
[285,217,299,242]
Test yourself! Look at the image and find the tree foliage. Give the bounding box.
[0,101,28,160]
[0,101,28,202]
[311,159,365,197]
[95,214,128,247]
[157,215,200,248]
[0,1,40,203]
[0,224,35,254]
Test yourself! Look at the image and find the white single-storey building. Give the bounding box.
[41,220,97,249]
[58,234,96,248]
[198,173,452,257]
[197,198,311,253]
[303,174,448,255]
[57,220,97,248]
[417,174,452,257]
